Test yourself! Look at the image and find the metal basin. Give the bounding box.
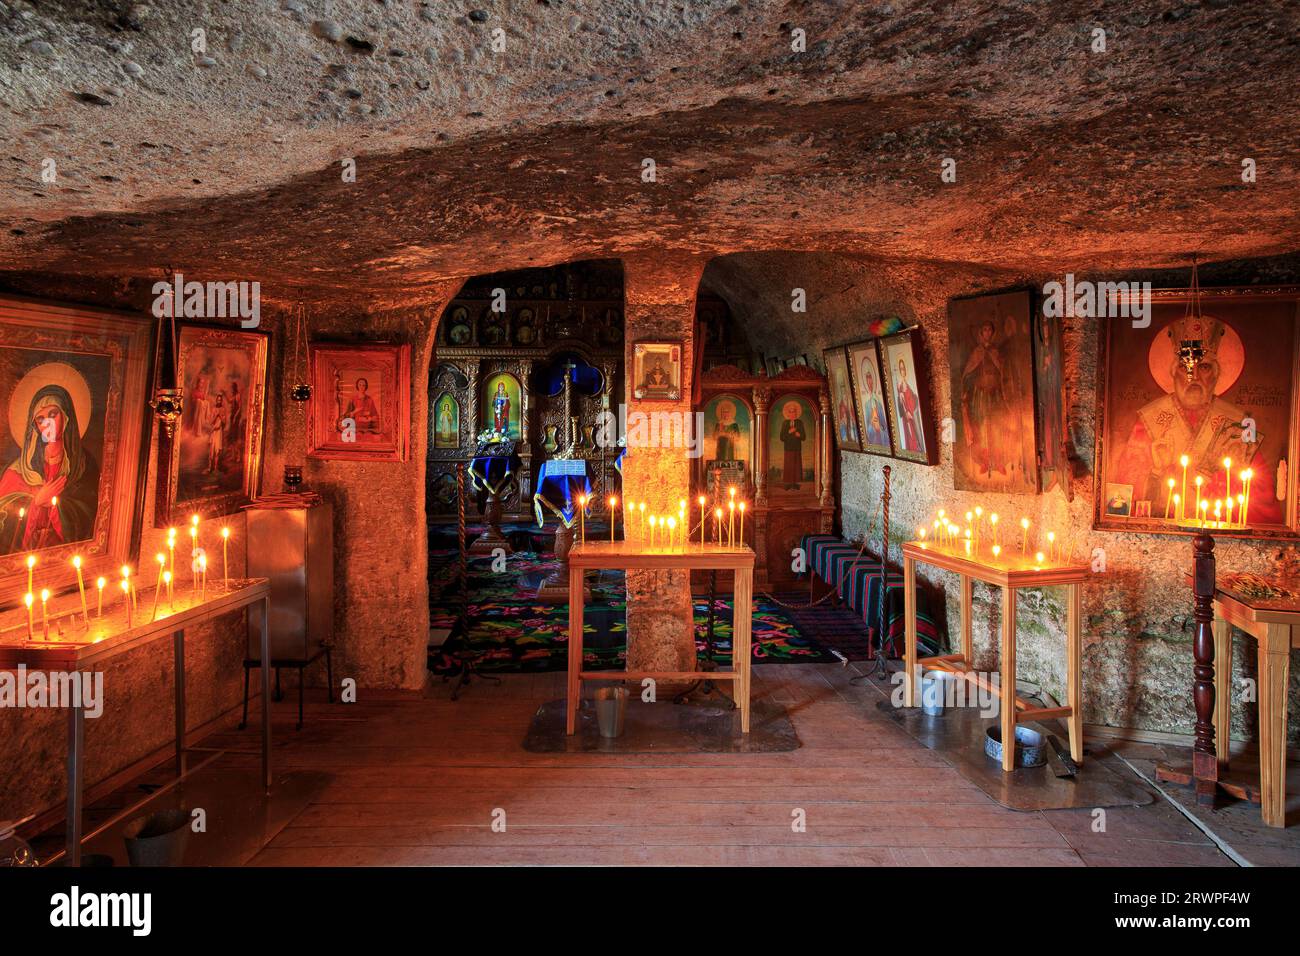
[984,725,1047,768]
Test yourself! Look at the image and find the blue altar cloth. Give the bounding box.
[469,453,520,497]
[534,459,593,529]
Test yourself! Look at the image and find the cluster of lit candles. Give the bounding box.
[1164,455,1255,528]
[915,506,1078,568]
[15,515,232,642]
[573,486,749,550]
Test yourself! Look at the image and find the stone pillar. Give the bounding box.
[621,253,707,677]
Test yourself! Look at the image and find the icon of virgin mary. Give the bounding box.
[0,364,100,555]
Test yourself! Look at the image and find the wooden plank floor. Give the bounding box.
[207,664,1235,866]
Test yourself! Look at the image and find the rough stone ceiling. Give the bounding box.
[2,0,1298,306]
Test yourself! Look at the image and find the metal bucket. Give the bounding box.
[921,670,957,715]
[594,686,629,738]
[123,809,191,867]
[984,725,1047,768]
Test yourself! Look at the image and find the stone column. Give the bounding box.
[621,253,707,677]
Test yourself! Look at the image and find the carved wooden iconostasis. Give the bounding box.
[427,262,626,523]
[694,364,834,590]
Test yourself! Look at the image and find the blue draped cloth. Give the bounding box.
[469,453,520,497]
[534,459,592,529]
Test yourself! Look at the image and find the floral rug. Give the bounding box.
[429,550,838,674]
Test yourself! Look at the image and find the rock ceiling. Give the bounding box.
[2,0,1298,306]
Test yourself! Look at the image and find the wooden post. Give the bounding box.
[1190,531,1219,804]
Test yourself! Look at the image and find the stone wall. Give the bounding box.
[703,251,1300,746]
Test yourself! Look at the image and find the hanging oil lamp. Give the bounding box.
[1177,256,1207,384]
[150,270,184,438]
[289,302,312,402]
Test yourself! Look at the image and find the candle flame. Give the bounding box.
[221,526,231,539]
[26,555,35,569]
[191,514,200,527]
[72,555,81,569]
[1180,454,1189,467]
[40,588,49,602]
[24,592,33,608]
[739,502,746,513]
[96,577,106,589]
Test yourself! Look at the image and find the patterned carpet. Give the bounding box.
[428,549,870,675]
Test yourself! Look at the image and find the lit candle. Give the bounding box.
[1223,458,1232,505]
[72,555,89,629]
[697,495,707,548]
[1179,454,1189,520]
[1194,475,1203,520]
[964,529,972,557]
[167,528,176,581]
[25,554,35,595]
[1225,496,1234,525]
[95,576,105,618]
[728,500,736,547]
[577,494,586,545]
[608,496,618,543]
[1047,530,1056,561]
[189,525,199,589]
[163,570,174,610]
[738,501,746,546]
[1236,493,1245,526]
[1164,477,1175,519]
[1199,499,1209,525]
[992,544,1001,562]
[648,514,657,549]
[1035,551,1045,567]
[1020,517,1030,555]
[121,564,135,610]
[667,516,677,551]
[638,501,646,540]
[199,555,207,601]
[221,526,230,589]
[151,553,166,622]
[1242,469,1253,524]
[1172,493,1180,521]
[989,513,999,547]
[714,507,722,544]
[24,592,34,640]
[974,506,983,551]
[1213,499,1222,526]
[40,588,50,640]
[121,579,132,628]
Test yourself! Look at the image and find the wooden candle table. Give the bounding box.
[1162,563,1298,827]
[566,542,755,735]
[902,541,1089,771]
[0,578,272,865]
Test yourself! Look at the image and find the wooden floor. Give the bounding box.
[200,663,1252,867]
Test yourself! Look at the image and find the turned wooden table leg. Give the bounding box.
[1190,531,1219,805]
[959,573,973,664]
[1257,623,1292,828]
[566,562,583,735]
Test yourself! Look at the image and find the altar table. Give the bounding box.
[0,578,272,865]
[902,542,1088,771]
[566,542,755,734]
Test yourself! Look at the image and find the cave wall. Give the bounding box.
[704,251,1300,746]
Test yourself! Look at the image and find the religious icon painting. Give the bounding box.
[0,295,153,601]
[767,393,819,494]
[1094,286,1300,537]
[847,340,893,457]
[1033,307,1070,498]
[632,341,681,400]
[701,393,753,481]
[481,371,522,440]
[306,342,411,463]
[879,328,937,465]
[158,324,269,524]
[947,290,1039,494]
[432,392,460,449]
[823,346,862,452]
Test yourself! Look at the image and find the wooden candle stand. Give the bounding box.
[1156,531,1297,826]
[902,541,1088,772]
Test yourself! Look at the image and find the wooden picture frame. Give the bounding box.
[847,338,893,456]
[823,346,863,453]
[948,290,1039,493]
[308,342,411,462]
[0,294,154,603]
[632,340,682,401]
[157,323,268,524]
[1093,286,1300,538]
[879,328,938,464]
